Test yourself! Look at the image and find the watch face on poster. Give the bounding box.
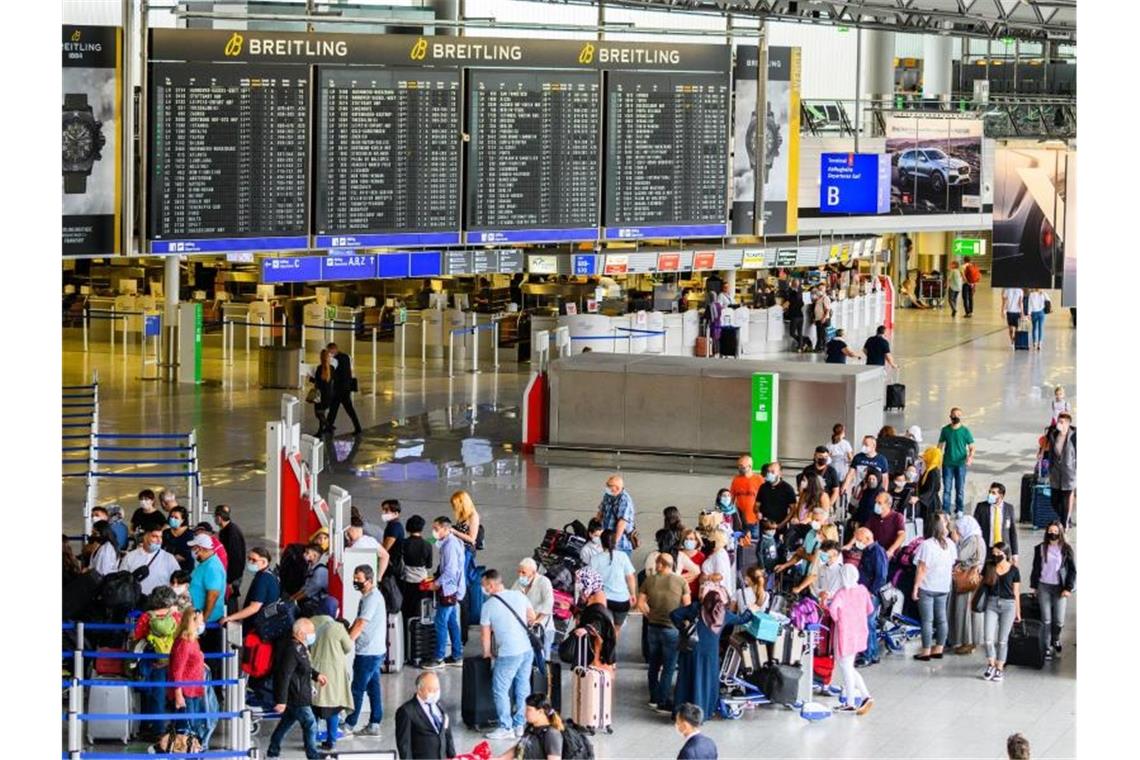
[62,109,105,171]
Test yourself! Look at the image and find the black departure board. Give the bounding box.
[604,71,729,239]
[315,68,461,248]
[148,63,310,253]
[466,70,600,244]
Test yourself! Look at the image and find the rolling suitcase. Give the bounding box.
[407,599,438,666]
[1019,473,1037,524]
[383,611,404,673]
[461,657,499,729]
[1020,593,1042,622]
[1032,484,1059,529]
[531,662,563,712]
[1015,326,1030,350]
[719,326,739,358]
[85,677,136,743]
[570,637,613,735]
[885,383,906,411]
[877,435,918,474]
[1006,620,1047,669]
[694,336,715,357]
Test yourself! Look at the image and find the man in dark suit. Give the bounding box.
[973,481,1020,562]
[675,702,717,760]
[394,672,454,760]
[326,342,362,435]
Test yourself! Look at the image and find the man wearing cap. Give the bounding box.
[215,505,247,615]
[189,533,228,675]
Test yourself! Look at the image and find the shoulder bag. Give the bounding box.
[952,562,982,594]
[490,594,545,661]
[678,617,700,653]
[970,584,990,614]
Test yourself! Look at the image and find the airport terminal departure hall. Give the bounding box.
[60,1,1078,758]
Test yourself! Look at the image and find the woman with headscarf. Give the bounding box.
[949,514,985,654]
[916,447,944,517]
[827,565,875,715]
[568,568,617,670]
[669,586,753,719]
[853,470,886,525]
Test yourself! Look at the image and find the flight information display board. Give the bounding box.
[148,63,310,252]
[604,71,729,240]
[466,70,600,245]
[315,68,461,248]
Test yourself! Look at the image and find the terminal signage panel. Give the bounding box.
[314,68,461,249]
[148,63,310,252]
[572,254,597,276]
[323,253,377,281]
[741,250,767,270]
[529,255,559,275]
[819,153,891,214]
[498,249,524,273]
[409,251,442,277]
[466,70,601,244]
[657,252,680,272]
[262,256,322,283]
[603,254,629,275]
[377,253,410,278]
[692,251,716,270]
[471,250,499,274]
[604,72,730,239]
[776,249,797,267]
[445,250,473,275]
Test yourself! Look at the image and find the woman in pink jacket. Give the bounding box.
[829,564,875,715]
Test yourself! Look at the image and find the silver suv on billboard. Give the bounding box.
[896,148,971,193]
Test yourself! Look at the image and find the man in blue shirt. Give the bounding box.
[345,564,387,738]
[843,435,891,494]
[478,569,536,741]
[422,517,466,671]
[189,533,228,678]
[595,475,636,556]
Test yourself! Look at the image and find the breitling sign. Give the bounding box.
[148,29,729,72]
[62,25,121,257]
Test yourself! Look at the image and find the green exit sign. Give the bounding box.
[1001,36,1015,45]
[952,238,985,257]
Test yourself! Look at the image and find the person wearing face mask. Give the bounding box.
[712,488,746,550]
[130,489,166,535]
[843,436,889,496]
[680,529,707,598]
[290,543,333,618]
[671,587,754,721]
[309,614,354,752]
[948,516,985,655]
[828,565,875,715]
[978,542,1021,682]
[513,557,555,670]
[973,482,1019,564]
[730,455,764,541]
[186,533,227,683]
[1030,521,1076,659]
[344,564,387,737]
[915,448,943,516]
[1043,413,1076,529]
[938,407,976,515]
[639,552,691,714]
[826,424,855,485]
[91,505,129,552]
[395,672,456,760]
[848,527,888,667]
[220,547,280,634]
[595,475,637,557]
[579,518,606,566]
[159,506,192,573]
[128,586,182,740]
[168,608,208,741]
[911,518,956,661]
[168,570,192,609]
[853,470,885,526]
[754,521,781,575]
[862,492,907,560]
[213,505,246,615]
[119,527,179,596]
[422,517,467,670]
[84,520,120,576]
[814,540,845,605]
[267,618,329,759]
[378,498,406,558]
[801,446,842,510]
[757,463,797,533]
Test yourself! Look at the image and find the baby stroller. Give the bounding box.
[877,584,922,653]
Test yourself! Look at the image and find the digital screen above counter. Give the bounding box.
[148,63,310,252]
[603,71,730,240]
[261,251,443,283]
[465,70,601,245]
[314,68,461,248]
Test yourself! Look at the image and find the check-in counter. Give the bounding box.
[87,296,116,341]
[745,309,769,356]
[766,307,786,346]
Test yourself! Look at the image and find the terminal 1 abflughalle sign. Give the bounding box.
[820,153,891,215]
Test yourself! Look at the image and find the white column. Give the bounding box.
[861,30,896,107]
[164,255,180,373]
[922,32,954,106]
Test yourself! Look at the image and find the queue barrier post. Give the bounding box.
[372,327,378,393]
[245,316,252,356]
[82,308,89,353]
[109,306,116,352]
[448,329,455,378]
[397,320,406,370]
[492,320,500,370]
[421,317,427,366]
[68,622,84,757]
[281,313,288,347]
[469,313,480,375]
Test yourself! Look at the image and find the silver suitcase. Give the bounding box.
[383,611,404,673]
[85,677,137,744]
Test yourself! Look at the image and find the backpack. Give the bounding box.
[277,543,309,596]
[255,598,297,642]
[145,612,178,667]
[789,596,821,630]
[813,295,829,321]
[241,631,274,679]
[98,570,141,612]
[561,723,595,759]
[889,537,925,587]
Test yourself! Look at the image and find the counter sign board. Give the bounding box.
[750,372,778,465]
[820,153,891,214]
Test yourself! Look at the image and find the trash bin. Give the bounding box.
[259,346,300,388]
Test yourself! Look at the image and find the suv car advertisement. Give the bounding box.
[885,116,983,215]
[991,146,1068,291]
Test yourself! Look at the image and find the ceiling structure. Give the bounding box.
[535,1,1077,43]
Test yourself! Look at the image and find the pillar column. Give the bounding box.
[922,32,954,106]
[861,29,896,108]
[164,255,179,375]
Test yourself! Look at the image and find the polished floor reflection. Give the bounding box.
[62,283,1076,758]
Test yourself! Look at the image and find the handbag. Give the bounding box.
[742,612,781,643]
[153,726,202,754]
[628,528,640,551]
[952,563,982,594]
[970,584,990,614]
[305,386,320,404]
[678,618,699,653]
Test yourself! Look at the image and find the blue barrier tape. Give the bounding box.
[95,445,193,452]
[62,473,89,478]
[63,623,76,631]
[65,535,86,541]
[62,393,97,399]
[87,471,200,480]
[65,651,233,660]
[450,323,495,336]
[222,320,286,329]
[94,434,190,440]
[72,679,240,688]
[69,622,221,631]
[74,711,241,721]
[63,414,96,419]
[87,459,196,465]
[567,334,631,341]
[615,327,667,336]
[63,753,250,760]
[84,315,133,322]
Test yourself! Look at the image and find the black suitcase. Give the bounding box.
[885,383,906,411]
[1019,473,1037,524]
[1015,330,1030,350]
[877,435,918,474]
[1006,620,1047,669]
[407,616,437,666]
[1020,592,1042,622]
[1033,484,1059,529]
[750,661,801,705]
[531,662,562,712]
[719,325,739,358]
[462,657,499,729]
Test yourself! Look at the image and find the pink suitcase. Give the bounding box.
[570,635,613,735]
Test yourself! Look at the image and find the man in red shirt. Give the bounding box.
[962,257,982,318]
[730,455,764,542]
[862,492,906,560]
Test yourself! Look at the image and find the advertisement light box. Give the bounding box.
[820,153,891,214]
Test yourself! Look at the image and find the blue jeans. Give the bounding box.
[942,464,968,514]
[491,650,534,729]
[743,522,759,543]
[1030,311,1045,345]
[918,589,949,649]
[323,710,341,747]
[176,696,206,743]
[435,603,462,660]
[864,595,880,662]
[268,704,321,759]
[138,662,167,733]
[347,654,383,728]
[646,624,680,707]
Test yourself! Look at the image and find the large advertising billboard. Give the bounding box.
[62,25,122,257]
[732,45,800,235]
[884,116,983,215]
[991,145,1068,290]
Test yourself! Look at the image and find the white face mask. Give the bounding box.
[810,521,821,531]
[424,690,441,705]
[381,513,396,523]
[861,445,872,455]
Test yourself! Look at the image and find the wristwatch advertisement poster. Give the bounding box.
[62,25,121,256]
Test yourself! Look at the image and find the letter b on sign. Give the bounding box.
[826,186,840,207]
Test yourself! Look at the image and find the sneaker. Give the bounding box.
[991,669,1004,683]
[360,724,382,737]
[484,728,516,741]
[1053,642,1063,654]
[856,697,875,716]
[1044,648,1054,660]
[421,660,445,671]
[339,724,356,737]
[655,704,674,716]
[514,725,526,738]
[443,657,463,668]
[835,704,858,713]
[982,665,995,681]
[647,700,657,708]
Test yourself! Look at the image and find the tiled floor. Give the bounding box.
[63,282,1076,758]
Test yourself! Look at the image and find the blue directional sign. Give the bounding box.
[572,254,597,276]
[409,251,442,277]
[261,256,323,284]
[819,153,891,214]
[322,253,377,281]
[377,253,410,279]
